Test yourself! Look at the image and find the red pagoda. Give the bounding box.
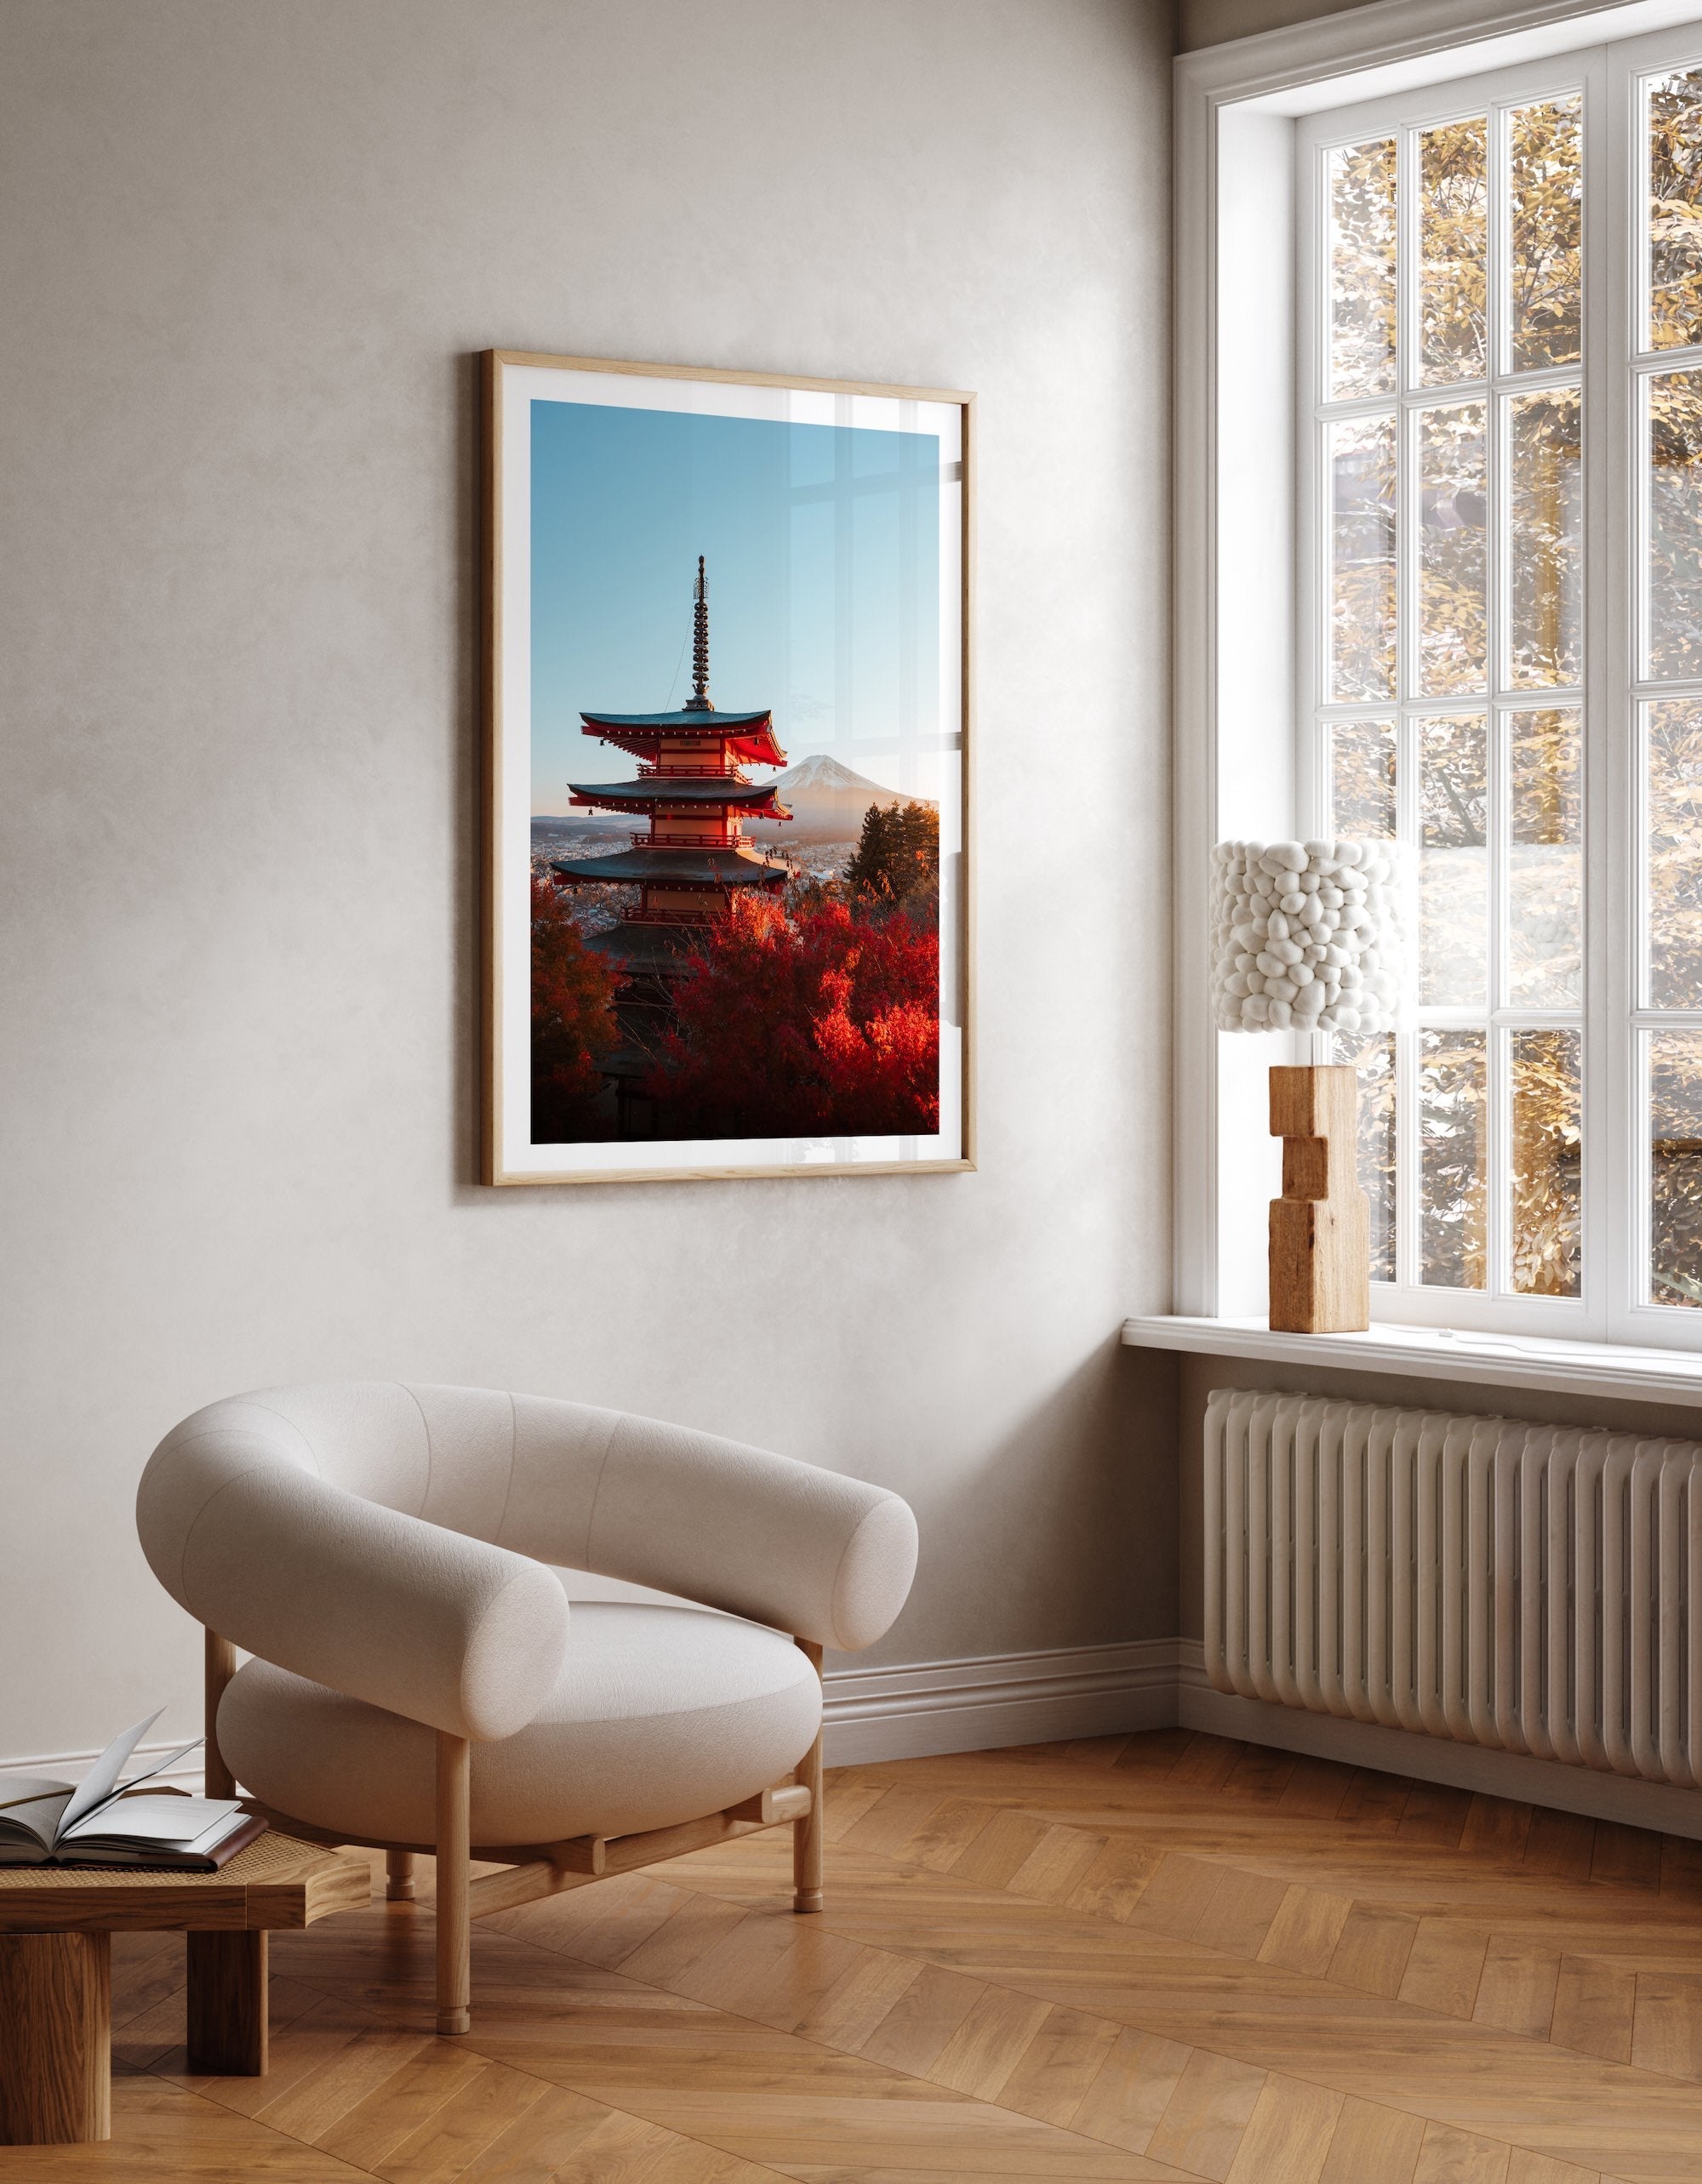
[550,557,793,1126]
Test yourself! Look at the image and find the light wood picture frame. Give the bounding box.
[482,350,973,1186]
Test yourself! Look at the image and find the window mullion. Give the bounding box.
[1396,120,1419,1292]
[1488,100,1512,1297]
[1591,41,1636,1338]
[1396,709,1421,1287]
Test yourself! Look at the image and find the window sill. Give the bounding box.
[1120,1314,1702,1410]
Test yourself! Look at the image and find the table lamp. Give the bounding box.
[1210,839,1402,1334]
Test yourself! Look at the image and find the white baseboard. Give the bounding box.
[13,1645,1699,1841]
[0,1736,206,1796]
[0,1649,1184,1803]
[822,1639,1185,1764]
[1176,1642,1702,1841]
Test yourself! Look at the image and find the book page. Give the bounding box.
[0,1781,73,1853]
[114,1736,202,1795]
[62,1795,244,1850]
[54,1710,163,1842]
[0,1774,74,1809]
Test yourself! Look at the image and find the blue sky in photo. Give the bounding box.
[529,400,940,813]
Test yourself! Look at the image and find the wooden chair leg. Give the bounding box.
[204,1630,237,1801]
[435,1734,471,2035]
[386,1851,416,1902]
[793,1639,824,1914]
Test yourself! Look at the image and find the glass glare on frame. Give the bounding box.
[1332,1028,1396,1283]
[1420,1029,1488,1290]
[1419,403,1488,694]
[1420,117,1488,384]
[1330,137,1397,399]
[1329,413,1396,699]
[1650,1029,1702,1309]
[1648,70,1702,351]
[1511,95,1582,371]
[1647,699,1702,1008]
[1328,716,1396,837]
[1510,389,1581,688]
[1419,713,1488,1008]
[1509,707,1582,1007]
[1511,1028,1582,1297]
[1647,372,1702,681]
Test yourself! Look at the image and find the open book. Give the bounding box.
[0,1709,266,1869]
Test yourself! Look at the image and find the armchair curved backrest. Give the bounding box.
[136,1383,920,1741]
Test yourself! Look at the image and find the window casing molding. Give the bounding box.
[1174,0,1702,1349]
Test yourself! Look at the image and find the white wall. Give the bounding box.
[0,0,1175,1763]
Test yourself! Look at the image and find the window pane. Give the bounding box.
[1419,402,1487,693]
[1330,137,1397,399]
[1330,413,1396,699]
[1420,118,1488,384]
[1648,373,1702,680]
[1648,699,1702,1007]
[1509,707,1582,1007]
[1511,1028,1581,1297]
[1328,716,1396,837]
[1332,1028,1396,1283]
[1420,1029,1488,1289]
[1649,69,1702,351]
[1511,96,1582,371]
[1651,1029,1702,1308]
[1509,389,1581,687]
[1420,713,1488,1007]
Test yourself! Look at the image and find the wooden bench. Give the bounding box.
[0,1833,369,2143]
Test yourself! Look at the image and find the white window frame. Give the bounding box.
[1299,51,1604,1339]
[1176,0,1702,1352]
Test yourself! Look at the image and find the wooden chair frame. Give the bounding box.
[204,1629,825,2034]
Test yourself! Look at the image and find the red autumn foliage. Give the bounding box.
[530,875,620,1138]
[645,894,939,1138]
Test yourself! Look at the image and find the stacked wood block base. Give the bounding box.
[1269,1061,1370,1332]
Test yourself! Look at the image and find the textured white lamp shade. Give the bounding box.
[1210,839,1402,1036]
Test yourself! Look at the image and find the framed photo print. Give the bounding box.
[483,351,972,1185]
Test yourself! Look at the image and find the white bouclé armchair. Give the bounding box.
[136,1383,918,2033]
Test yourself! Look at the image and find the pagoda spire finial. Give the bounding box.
[686,554,715,711]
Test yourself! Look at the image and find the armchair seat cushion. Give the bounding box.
[218,1602,822,1849]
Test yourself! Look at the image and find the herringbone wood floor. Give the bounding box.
[11,1733,1702,2181]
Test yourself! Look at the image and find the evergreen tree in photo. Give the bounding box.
[843,799,940,922]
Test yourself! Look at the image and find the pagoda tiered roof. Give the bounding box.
[582,923,693,976]
[579,706,785,768]
[550,845,790,888]
[568,774,791,817]
[557,560,792,970]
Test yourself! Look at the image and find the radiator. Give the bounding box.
[1205,1388,1702,1788]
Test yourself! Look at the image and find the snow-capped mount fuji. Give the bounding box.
[776,754,883,794]
[746,752,936,842]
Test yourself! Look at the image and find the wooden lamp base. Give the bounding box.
[1268,1063,1370,1334]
